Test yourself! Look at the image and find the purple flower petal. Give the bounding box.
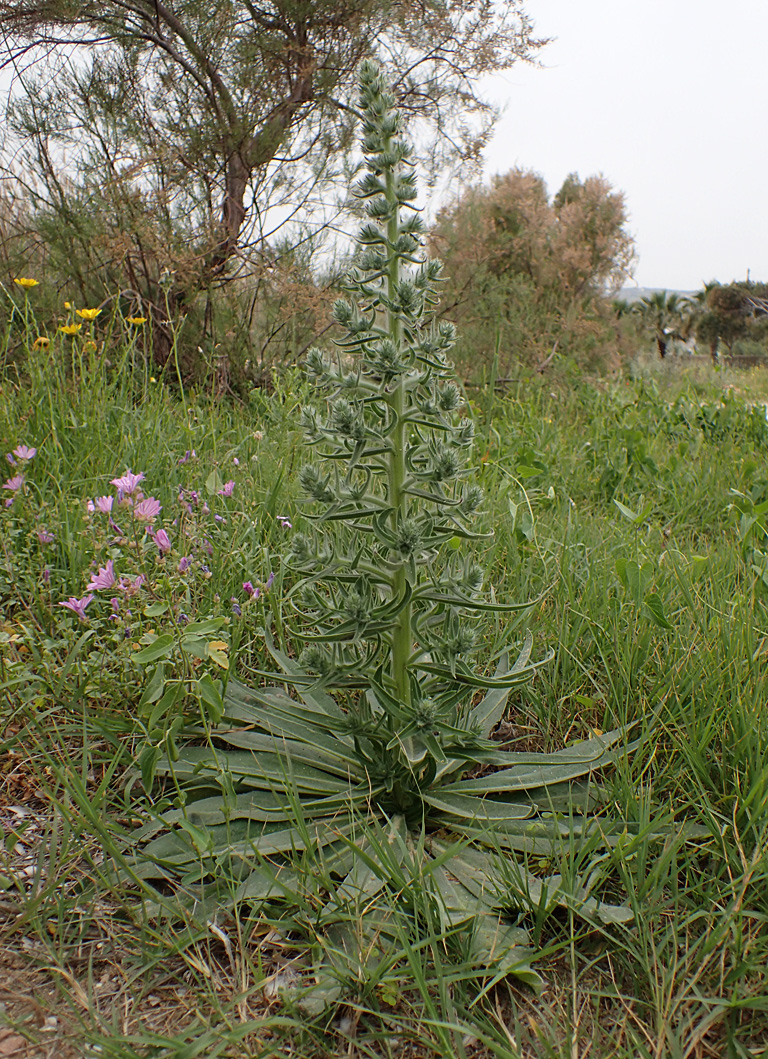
[58,595,94,622]
[111,470,145,495]
[87,559,116,592]
[133,496,162,521]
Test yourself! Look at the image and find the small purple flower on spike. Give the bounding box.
[277,516,292,529]
[217,480,235,497]
[178,555,192,573]
[37,529,55,544]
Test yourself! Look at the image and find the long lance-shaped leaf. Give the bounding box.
[158,746,356,795]
[140,813,361,867]
[224,680,351,730]
[412,590,535,613]
[423,790,534,822]
[414,659,544,689]
[196,728,366,779]
[158,786,376,827]
[438,730,634,796]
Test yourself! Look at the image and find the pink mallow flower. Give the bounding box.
[37,529,55,544]
[277,516,292,529]
[13,445,36,462]
[111,470,145,496]
[4,473,25,492]
[87,559,116,592]
[177,555,191,573]
[133,496,161,521]
[217,480,235,497]
[155,528,172,554]
[94,496,114,513]
[58,595,93,622]
[242,581,259,598]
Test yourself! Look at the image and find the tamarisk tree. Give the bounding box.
[136,62,634,1005]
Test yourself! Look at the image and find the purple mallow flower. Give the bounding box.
[13,445,36,462]
[217,480,235,497]
[111,470,145,496]
[94,496,114,513]
[87,560,116,592]
[242,581,259,598]
[58,595,93,622]
[3,474,25,492]
[277,516,292,529]
[155,528,171,554]
[133,496,161,521]
[177,555,192,573]
[37,529,55,544]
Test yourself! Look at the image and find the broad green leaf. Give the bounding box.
[614,498,652,524]
[196,673,224,724]
[138,663,166,709]
[644,592,674,629]
[471,916,539,986]
[205,469,223,496]
[143,601,169,617]
[133,633,175,663]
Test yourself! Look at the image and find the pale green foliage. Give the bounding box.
[133,63,635,1003]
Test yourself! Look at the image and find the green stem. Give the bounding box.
[386,156,412,708]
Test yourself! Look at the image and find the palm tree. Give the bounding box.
[633,290,693,359]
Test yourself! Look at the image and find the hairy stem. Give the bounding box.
[386,154,412,708]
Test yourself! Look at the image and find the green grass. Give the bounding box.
[3,312,768,1057]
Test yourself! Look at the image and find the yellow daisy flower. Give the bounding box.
[75,308,102,321]
[126,316,147,325]
[32,336,50,349]
[14,277,39,289]
[64,301,72,310]
[59,323,83,335]
[83,340,98,353]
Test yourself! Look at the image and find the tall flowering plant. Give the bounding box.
[138,63,634,999]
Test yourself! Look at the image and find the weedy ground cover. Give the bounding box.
[2,311,768,1056]
[3,90,768,1059]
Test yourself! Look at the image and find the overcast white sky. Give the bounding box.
[480,0,768,291]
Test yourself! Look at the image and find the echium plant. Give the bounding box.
[137,62,634,1001]
[287,61,544,813]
